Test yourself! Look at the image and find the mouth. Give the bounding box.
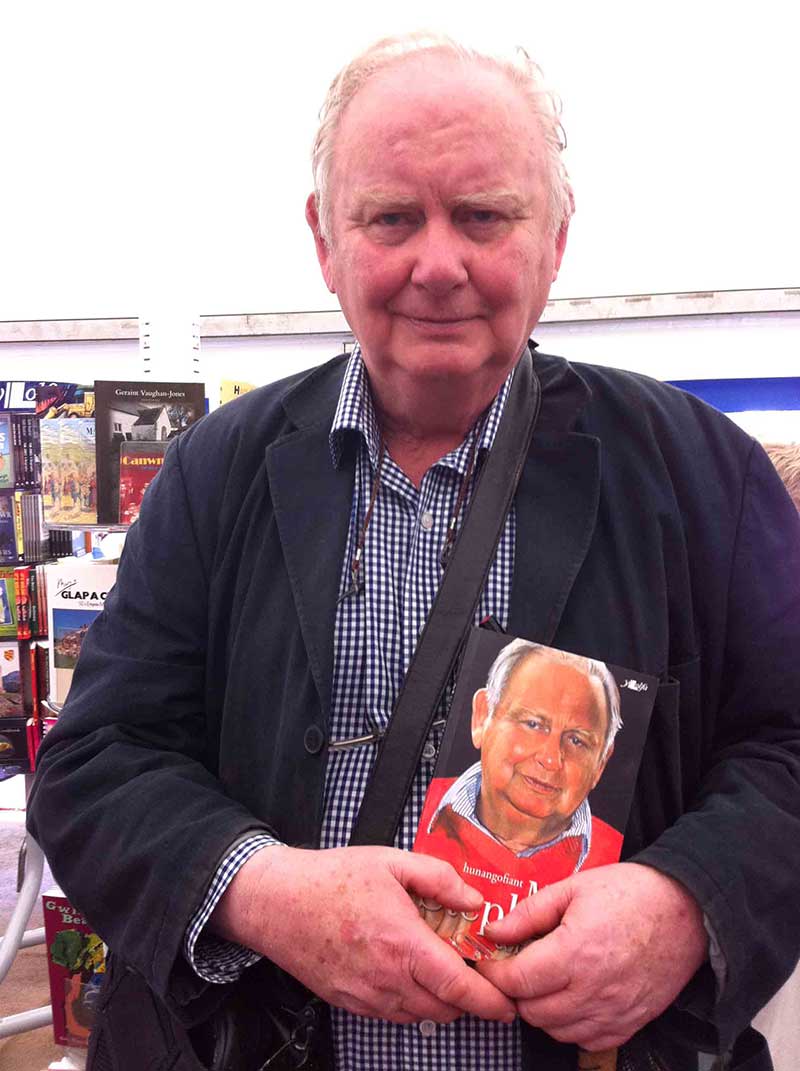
[520,774,560,795]
[398,314,480,329]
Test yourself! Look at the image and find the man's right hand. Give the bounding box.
[208,844,516,1025]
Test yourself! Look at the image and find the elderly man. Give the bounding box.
[28,31,800,1071]
[424,640,623,867]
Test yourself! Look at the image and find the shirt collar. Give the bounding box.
[329,346,516,475]
[432,759,593,865]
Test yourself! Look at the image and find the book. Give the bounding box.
[42,888,106,1048]
[220,379,256,405]
[118,441,168,524]
[46,559,118,706]
[94,380,205,525]
[40,418,97,525]
[0,568,17,635]
[0,715,30,768]
[38,384,97,527]
[0,641,23,717]
[413,630,657,960]
[0,414,14,488]
[0,499,16,564]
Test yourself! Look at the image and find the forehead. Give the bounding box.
[501,656,608,730]
[330,53,546,200]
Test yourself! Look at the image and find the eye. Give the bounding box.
[456,207,503,227]
[376,212,410,226]
[522,717,547,733]
[565,733,587,750]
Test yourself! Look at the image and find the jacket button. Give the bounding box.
[303,725,326,754]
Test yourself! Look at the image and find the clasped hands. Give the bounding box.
[211,846,708,1052]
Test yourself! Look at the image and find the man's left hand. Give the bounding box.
[477,862,709,1051]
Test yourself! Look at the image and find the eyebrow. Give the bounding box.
[348,190,420,218]
[451,191,530,215]
[349,189,530,218]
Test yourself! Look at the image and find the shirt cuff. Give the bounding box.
[185,832,283,983]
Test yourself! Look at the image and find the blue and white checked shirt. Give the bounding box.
[431,761,593,869]
[187,349,521,1069]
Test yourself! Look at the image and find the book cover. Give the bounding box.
[94,380,205,524]
[0,414,14,488]
[46,560,118,706]
[40,418,97,526]
[0,641,23,717]
[0,715,30,768]
[118,441,168,525]
[0,568,17,636]
[413,630,657,961]
[42,888,106,1047]
[0,498,16,564]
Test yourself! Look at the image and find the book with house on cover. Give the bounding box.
[413,629,658,961]
[94,380,205,525]
[46,559,118,706]
[118,441,168,525]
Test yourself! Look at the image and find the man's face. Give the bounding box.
[471,655,611,850]
[306,53,567,404]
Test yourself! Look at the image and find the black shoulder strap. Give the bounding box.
[349,347,541,846]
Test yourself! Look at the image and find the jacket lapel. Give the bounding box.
[509,354,601,645]
[265,359,354,718]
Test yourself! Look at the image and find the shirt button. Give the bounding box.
[422,742,437,761]
[420,511,434,531]
[419,1019,436,1037]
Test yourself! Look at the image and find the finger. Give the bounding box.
[393,853,484,914]
[485,879,573,945]
[408,930,516,1021]
[340,987,460,1026]
[477,929,572,1000]
[435,908,470,943]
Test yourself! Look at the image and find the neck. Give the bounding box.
[371,374,501,488]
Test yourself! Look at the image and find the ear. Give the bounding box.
[590,743,614,791]
[471,689,490,750]
[551,216,570,283]
[305,192,337,294]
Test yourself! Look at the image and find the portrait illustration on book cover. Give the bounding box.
[413,631,657,960]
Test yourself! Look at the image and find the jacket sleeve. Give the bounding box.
[633,440,800,1052]
[26,434,274,1019]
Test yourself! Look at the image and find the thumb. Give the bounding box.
[391,853,484,913]
[486,876,574,944]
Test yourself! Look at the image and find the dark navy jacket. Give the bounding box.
[27,352,800,1068]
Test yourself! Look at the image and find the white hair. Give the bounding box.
[484,638,622,761]
[311,30,573,244]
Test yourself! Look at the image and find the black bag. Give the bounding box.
[88,953,328,1071]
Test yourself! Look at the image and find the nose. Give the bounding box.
[534,735,563,771]
[409,219,469,296]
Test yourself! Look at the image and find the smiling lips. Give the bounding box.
[398,313,481,328]
[520,773,560,795]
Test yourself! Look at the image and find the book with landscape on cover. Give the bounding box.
[413,629,657,960]
[38,384,97,526]
[46,559,118,706]
[94,380,205,525]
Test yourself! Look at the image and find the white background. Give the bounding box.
[1,1,798,322]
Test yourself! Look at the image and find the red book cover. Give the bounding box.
[118,441,168,525]
[42,888,106,1047]
[13,565,31,639]
[413,630,657,960]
